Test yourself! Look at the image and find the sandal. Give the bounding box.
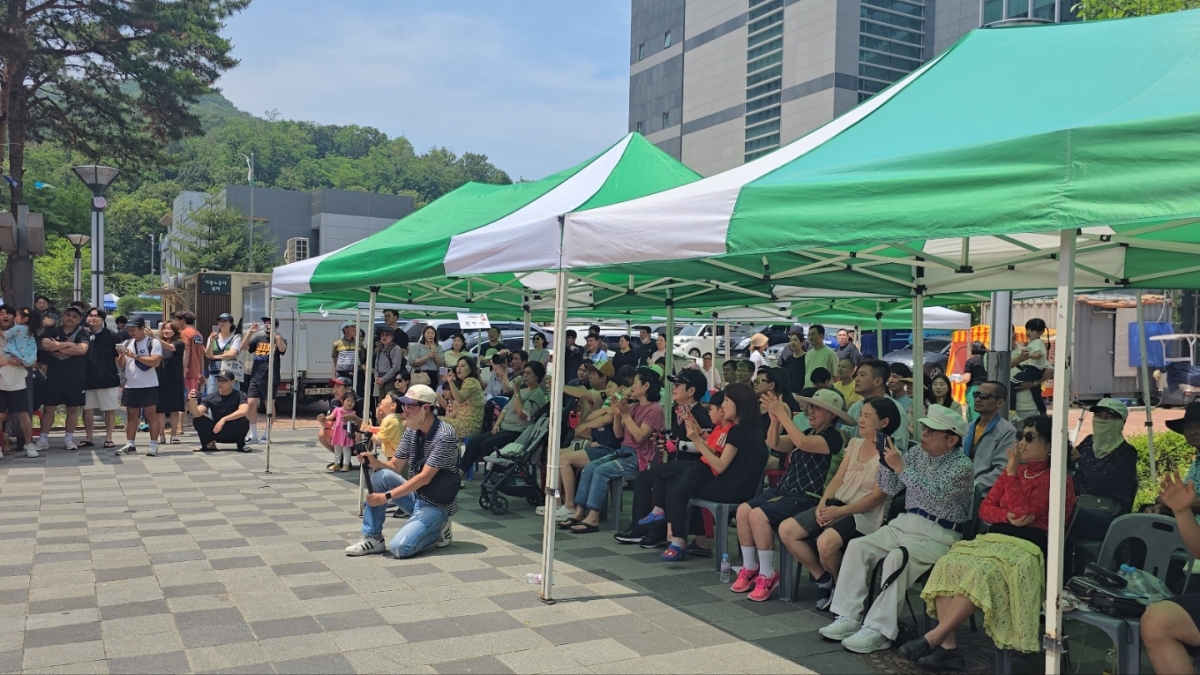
[102,441,115,449]
[169,437,181,444]
[569,523,601,534]
[78,440,95,448]
[660,542,686,562]
[556,518,580,530]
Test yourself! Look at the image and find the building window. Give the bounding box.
[638,42,646,60]
[636,121,644,134]
[662,111,670,128]
[664,30,672,48]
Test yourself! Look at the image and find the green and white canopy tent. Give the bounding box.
[560,11,1200,671]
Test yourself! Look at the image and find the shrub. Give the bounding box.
[1128,431,1197,509]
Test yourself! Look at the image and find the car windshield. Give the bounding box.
[678,325,705,337]
[901,338,951,352]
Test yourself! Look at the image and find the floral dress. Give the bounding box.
[921,460,1076,652]
[445,377,484,440]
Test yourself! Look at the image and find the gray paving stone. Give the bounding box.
[290,582,354,600]
[395,617,468,642]
[24,621,103,648]
[150,550,206,564]
[210,556,267,571]
[0,650,20,672]
[163,582,227,598]
[449,568,509,584]
[198,538,250,550]
[269,562,327,577]
[100,599,170,620]
[94,565,153,582]
[29,594,96,613]
[249,616,323,640]
[313,609,384,631]
[179,623,257,650]
[272,652,354,674]
[109,650,190,674]
[452,611,525,635]
[432,655,515,674]
[0,564,30,577]
[532,620,606,646]
[175,607,247,631]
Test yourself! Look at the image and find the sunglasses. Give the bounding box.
[972,391,1000,401]
[1020,431,1043,444]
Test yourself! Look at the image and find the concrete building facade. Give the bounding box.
[161,186,413,285]
[629,0,1074,176]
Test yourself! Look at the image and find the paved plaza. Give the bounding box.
[0,428,1048,674]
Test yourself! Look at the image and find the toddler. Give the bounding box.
[4,307,38,368]
[329,392,358,472]
[1011,318,1051,415]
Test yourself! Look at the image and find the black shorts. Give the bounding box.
[43,379,85,408]
[0,388,29,414]
[792,505,863,547]
[745,489,816,530]
[122,387,159,410]
[1167,594,1200,630]
[246,379,269,400]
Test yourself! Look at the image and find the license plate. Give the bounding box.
[305,387,333,396]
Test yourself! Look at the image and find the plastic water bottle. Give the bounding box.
[720,554,731,584]
[526,573,553,585]
[1120,564,1150,597]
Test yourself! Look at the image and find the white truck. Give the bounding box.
[242,283,344,406]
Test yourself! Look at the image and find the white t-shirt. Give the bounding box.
[123,337,163,389]
[1021,338,1051,370]
[749,350,767,376]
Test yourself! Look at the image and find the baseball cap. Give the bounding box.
[63,305,83,316]
[667,369,706,393]
[376,325,394,335]
[339,320,355,330]
[397,384,437,406]
[128,316,146,328]
[919,404,968,438]
[215,369,237,381]
[217,312,234,322]
[329,376,352,386]
[583,361,615,378]
[1089,398,1129,420]
[796,389,855,424]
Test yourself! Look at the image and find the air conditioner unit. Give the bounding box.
[285,237,309,264]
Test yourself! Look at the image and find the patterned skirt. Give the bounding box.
[921,533,1045,653]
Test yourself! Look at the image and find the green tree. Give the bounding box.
[1074,0,1200,18]
[169,195,280,274]
[105,189,170,276]
[0,0,248,298]
[33,235,86,309]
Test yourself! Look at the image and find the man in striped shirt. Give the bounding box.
[346,385,458,558]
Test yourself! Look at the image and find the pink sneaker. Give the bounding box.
[731,566,759,593]
[748,572,779,602]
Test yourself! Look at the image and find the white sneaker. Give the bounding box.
[117,442,136,455]
[146,446,159,457]
[555,504,572,520]
[841,626,891,654]
[535,505,547,516]
[33,437,48,451]
[23,444,38,458]
[436,521,452,548]
[63,438,78,451]
[819,616,862,642]
[255,436,268,445]
[345,537,386,556]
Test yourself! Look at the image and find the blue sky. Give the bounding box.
[217,0,632,180]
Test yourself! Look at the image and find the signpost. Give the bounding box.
[459,313,491,356]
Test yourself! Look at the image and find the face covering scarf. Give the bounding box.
[1091,418,1126,459]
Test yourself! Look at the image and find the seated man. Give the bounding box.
[961,380,1016,490]
[347,385,457,558]
[187,369,251,452]
[819,405,973,654]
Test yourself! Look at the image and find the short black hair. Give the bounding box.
[889,362,912,379]
[1025,318,1047,333]
[88,308,107,320]
[810,367,832,384]
[982,380,1008,400]
[525,360,546,382]
[115,315,128,325]
[588,324,601,335]
[510,349,529,363]
[809,324,826,336]
[861,359,890,383]
[863,396,902,436]
[566,329,577,338]
[634,367,662,402]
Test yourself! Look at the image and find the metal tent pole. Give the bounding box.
[724,321,731,361]
[264,297,277,474]
[711,314,718,388]
[523,297,532,350]
[290,305,298,430]
[1136,294,1158,483]
[912,292,925,439]
[539,270,570,601]
[1044,229,1077,675]
[875,302,885,358]
[363,289,379,425]
[353,308,362,396]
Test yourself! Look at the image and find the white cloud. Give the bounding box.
[217,1,631,180]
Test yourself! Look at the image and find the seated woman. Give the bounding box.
[900,414,1076,671]
[459,362,547,473]
[778,396,897,610]
[558,368,664,534]
[1068,398,1137,553]
[732,389,851,602]
[1142,466,1200,674]
[442,356,485,441]
[927,374,961,417]
[659,383,768,562]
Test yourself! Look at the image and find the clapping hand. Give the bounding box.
[1161,472,1196,514]
[759,391,790,419]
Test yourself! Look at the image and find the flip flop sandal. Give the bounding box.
[556,518,580,530]
[78,441,95,448]
[169,437,182,444]
[569,523,601,534]
[102,441,115,449]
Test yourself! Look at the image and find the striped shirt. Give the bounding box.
[397,418,460,515]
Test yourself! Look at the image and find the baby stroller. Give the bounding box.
[478,409,552,515]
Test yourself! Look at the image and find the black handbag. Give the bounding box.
[1066,563,1146,618]
[413,419,460,507]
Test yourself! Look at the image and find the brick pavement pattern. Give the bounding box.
[0,429,874,674]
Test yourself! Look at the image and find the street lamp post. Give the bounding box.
[237,152,254,273]
[65,234,91,303]
[70,165,120,310]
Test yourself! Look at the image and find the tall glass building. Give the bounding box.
[628,0,1075,176]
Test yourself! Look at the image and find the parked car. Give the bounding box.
[673,324,739,358]
[402,319,549,351]
[883,337,953,378]
[731,323,807,358]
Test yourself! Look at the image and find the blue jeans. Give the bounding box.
[361,469,449,558]
[577,449,639,512]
